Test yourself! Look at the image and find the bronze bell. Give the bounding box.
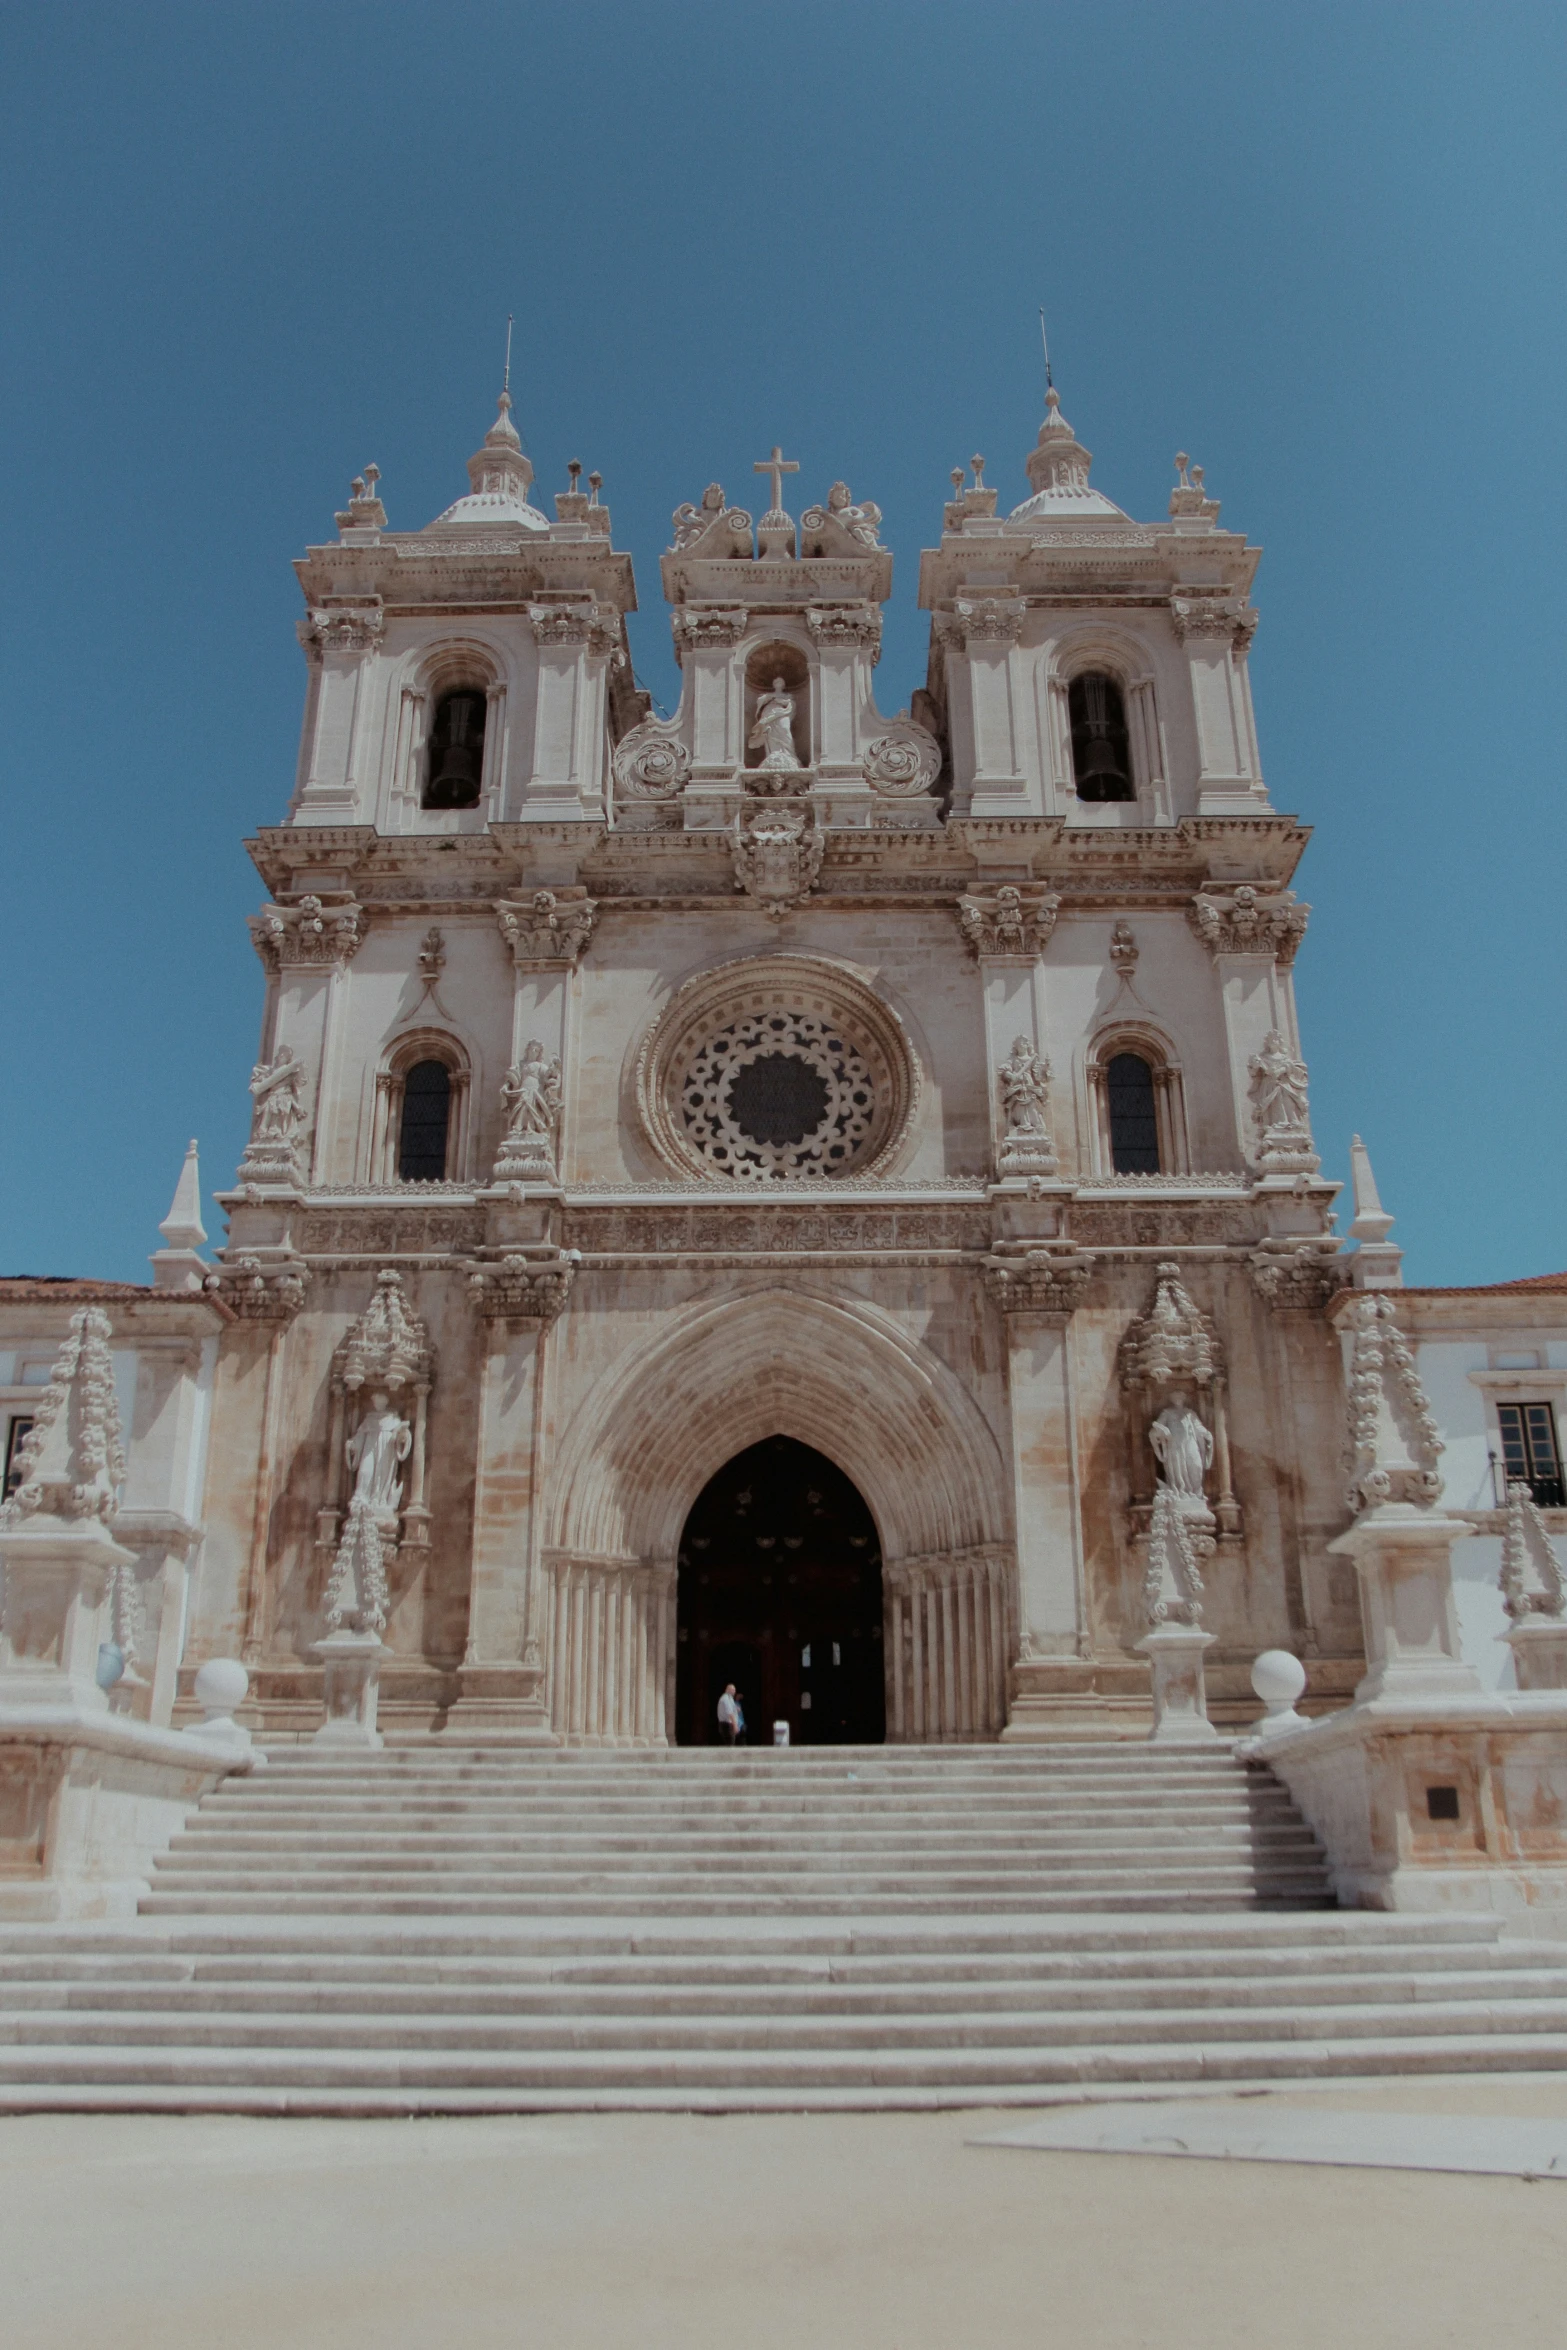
[1074,732,1131,799]
[424,692,486,809]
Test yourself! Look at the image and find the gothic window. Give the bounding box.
[1106,1052,1160,1172]
[423,690,487,810]
[397,1060,453,1182]
[1497,1402,1565,1509]
[1069,673,1135,802]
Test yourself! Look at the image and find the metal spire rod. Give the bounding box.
[503,314,514,396]
[1038,307,1054,392]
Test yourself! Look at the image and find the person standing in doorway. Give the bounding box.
[717,1684,741,1746]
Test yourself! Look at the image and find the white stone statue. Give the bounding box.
[749,678,800,773]
[1149,1398,1214,1504]
[501,1040,563,1143]
[1248,1028,1311,1140]
[345,1390,412,1518]
[248,1046,308,1143]
[999,1036,1052,1138]
[826,479,883,546]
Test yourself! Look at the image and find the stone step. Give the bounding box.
[159,1827,1324,1864]
[140,1858,1332,1898]
[1,2033,1565,2099]
[9,1964,1566,2020]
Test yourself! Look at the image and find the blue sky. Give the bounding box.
[2,2,1563,1286]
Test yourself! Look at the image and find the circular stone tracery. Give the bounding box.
[637,955,919,1183]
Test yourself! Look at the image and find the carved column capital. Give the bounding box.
[466,1250,579,1326]
[950,595,1027,649]
[1248,1250,1345,1315]
[671,604,749,656]
[1187,885,1308,966]
[299,603,385,656]
[527,602,618,655]
[984,1252,1093,1320]
[957,884,1060,959]
[1170,594,1257,649]
[495,889,599,969]
[205,1254,311,1324]
[805,604,883,660]
[249,894,365,974]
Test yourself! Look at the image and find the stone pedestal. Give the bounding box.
[0,1713,246,1919]
[0,1518,136,1711]
[312,1632,385,1749]
[1136,1625,1220,1744]
[447,1663,556,1742]
[1504,1621,1567,1692]
[1332,1506,1482,1704]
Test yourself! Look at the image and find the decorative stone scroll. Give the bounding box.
[612,718,691,802]
[1342,1293,1444,1516]
[863,723,940,798]
[1187,885,1308,967]
[956,884,1061,960]
[466,1250,580,1324]
[0,1307,125,1529]
[495,889,598,968]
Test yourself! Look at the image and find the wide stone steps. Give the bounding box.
[7,1745,1566,2109]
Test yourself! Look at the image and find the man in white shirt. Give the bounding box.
[716,1684,742,1746]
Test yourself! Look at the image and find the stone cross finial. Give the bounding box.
[752,445,799,516]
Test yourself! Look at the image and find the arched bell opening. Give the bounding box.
[674,1436,885,1746]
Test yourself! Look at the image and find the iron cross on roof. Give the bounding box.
[752,445,799,516]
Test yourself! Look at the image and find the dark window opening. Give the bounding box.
[3,1416,34,1501]
[1107,1052,1160,1174]
[398,1060,452,1182]
[1069,672,1135,802]
[1498,1402,1565,1509]
[423,690,487,810]
[1426,1785,1461,1821]
[726,1054,830,1147]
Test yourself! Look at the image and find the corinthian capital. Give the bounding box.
[956,883,1060,960]
[495,889,598,968]
[248,895,365,974]
[671,605,750,655]
[204,1254,311,1324]
[299,604,385,655]
[951,596,1026,649]
[466,1250,579,1325]
[1187,885,1308,966]
[527,602,618,655]
[805,604,883,658]
[1170,595,1257,649]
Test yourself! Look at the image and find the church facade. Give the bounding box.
[144,386,1440,1743]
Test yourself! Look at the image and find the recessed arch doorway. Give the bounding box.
[675,1437,886,1747]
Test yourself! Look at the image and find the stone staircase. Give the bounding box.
[1,1744,1564,2112]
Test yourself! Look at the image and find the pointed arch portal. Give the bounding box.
[675,1437,886,1746]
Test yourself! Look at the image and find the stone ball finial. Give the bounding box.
[1250,1648,1308,1733]
[194,1657,249,1721]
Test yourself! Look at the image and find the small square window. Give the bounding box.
[1426,1785,1461,1822]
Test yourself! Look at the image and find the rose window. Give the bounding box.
[637,954,919,1182]
[681,1012,878,1176]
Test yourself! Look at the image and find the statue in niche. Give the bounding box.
[1248,1028,1311,1140]
[999,1035,1052,1139]
[248,1046,308,1143]
[749,677,800,772]
[1149,1398,1214,1507]
[500,1040,563,1144]
[346,1389,412,1519]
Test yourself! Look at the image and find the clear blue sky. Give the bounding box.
[2,2,1563,1286]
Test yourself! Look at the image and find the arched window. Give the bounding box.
[423,689,487,810]
[1068,673,1134,802]
[1106,1052,1160,1172]
[397,1060,452,1181]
